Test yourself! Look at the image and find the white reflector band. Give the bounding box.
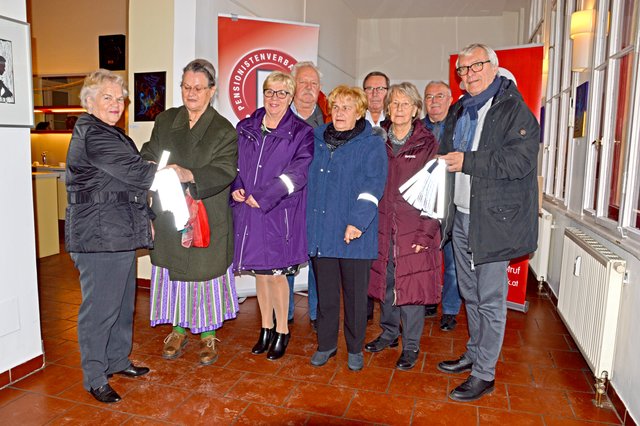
[279,174,294,194]
[357,192,378,206]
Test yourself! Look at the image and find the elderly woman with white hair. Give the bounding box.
[65,69,157,403]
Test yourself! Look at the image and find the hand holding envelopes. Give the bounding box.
[149,151,190,230]
[399,158,447,219]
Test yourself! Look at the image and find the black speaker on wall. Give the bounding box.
[99,34,126,71]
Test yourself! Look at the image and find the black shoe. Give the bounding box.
[89,384,121,403]
[266,332,290,360]
[449,375,495,402]
[437,354,473,374]
[364,335,399,353]
[439,314,457,331]
[424,304,438,318]
[251,327,275,354]
[310,319,317,333]
[396,350,420,370]
[288,317,294,324]
[109,364,150,378]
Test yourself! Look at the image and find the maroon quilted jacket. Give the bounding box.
[368,119,443,305]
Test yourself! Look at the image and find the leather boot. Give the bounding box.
[251,327,274,354]
[266,332,290,360]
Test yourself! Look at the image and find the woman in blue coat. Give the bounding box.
[307,85,388,371]
[232,71,314,360]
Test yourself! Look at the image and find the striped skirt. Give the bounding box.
[149,265,239,333]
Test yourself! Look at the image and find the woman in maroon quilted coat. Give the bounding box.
[366,82,443,371]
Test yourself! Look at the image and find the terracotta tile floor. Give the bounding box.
[0,248,624,425]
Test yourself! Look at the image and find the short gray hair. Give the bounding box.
[291,61,322,80]
[385,82,423,118]
[182,58,216,87]
[456,43,499,68]
[424,80,451,96]
[79,69,127,109]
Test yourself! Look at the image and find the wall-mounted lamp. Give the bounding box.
[570,9,596,72]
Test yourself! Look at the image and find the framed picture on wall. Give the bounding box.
[99,34,126,71]
[133,71,166,122]
[0,16,33,127]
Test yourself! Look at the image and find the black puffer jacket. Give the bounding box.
[438,77,539,265]
[65,113,157,253]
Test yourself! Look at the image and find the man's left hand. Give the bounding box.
[439,152,464,172]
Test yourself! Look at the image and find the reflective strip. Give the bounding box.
[357,192,378,206]
[279,174,294,194]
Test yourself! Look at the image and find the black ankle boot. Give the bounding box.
[251,327,274,354]
[266,332,290,360]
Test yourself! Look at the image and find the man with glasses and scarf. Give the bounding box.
[437,44,539,402]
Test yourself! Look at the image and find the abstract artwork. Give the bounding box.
[134,71,166,122]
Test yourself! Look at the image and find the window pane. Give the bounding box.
[592,67,609,211]
[620,0,637,50]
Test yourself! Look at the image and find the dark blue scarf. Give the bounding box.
[453,76,503,152]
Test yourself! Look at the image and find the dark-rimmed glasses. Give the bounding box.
[263,89,290,99]
[456,60,491,76]
[364,86,388,94]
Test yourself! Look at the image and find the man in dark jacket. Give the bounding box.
[422,81,461,331]
[437,44,539,402]
[286,61,330,330]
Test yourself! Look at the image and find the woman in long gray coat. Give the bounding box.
[141,59,239,366]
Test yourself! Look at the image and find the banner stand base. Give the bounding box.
[507,300,529,313]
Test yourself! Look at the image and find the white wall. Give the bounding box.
[356,12,522,90]
[0,0,43,374]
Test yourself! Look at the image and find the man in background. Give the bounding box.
[422,81,461,332]
[362,71,389,127]
[287,61,330,330]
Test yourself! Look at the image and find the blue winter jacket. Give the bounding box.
[232,107,314,271]
[307,121,388,260]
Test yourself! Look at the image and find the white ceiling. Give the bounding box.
[343,0,531,19]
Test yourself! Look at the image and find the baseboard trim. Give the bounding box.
[0,353,45,390]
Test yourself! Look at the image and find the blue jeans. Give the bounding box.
[442,240,462,315]
[287,263,318,321]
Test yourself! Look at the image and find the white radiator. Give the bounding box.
[558,227,626,379]
[529,208,553,282]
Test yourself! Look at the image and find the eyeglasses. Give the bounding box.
[456,60,491,76]
[425,93,449,102]
[331,104,354,113]
[263,89,291,99]
[389,101,412,110]
[364,86,388,94]
[181,84,210,94]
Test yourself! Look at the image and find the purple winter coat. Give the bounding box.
[232,107,314,272]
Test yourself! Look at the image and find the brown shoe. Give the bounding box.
[199,335,220,365]
[162,331,187,359]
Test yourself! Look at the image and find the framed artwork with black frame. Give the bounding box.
[99,34,125,71]
[0,15,33,127]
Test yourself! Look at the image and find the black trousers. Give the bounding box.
[311,257,372,354]
[71,251,137,391]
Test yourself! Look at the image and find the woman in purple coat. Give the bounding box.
[232,71,314,360]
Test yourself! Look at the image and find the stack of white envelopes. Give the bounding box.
[399,158,448,220]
